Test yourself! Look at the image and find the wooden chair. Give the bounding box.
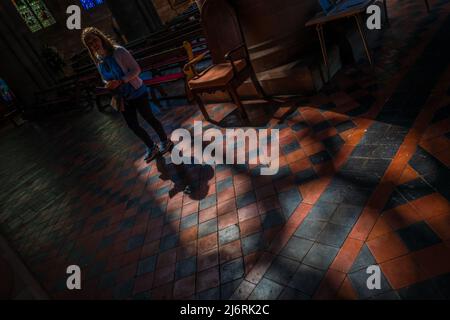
[183,0,267,123]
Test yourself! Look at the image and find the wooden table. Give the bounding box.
[306,0,388,80]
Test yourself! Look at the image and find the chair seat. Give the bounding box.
[188,59,246,90]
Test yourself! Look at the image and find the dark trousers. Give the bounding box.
[121,93,167,148]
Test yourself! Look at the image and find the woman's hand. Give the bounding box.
[105,80,123,90]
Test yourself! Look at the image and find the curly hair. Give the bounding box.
[81,27,117,65]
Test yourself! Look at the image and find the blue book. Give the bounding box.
[319,0,335,14]
[319,0,368,15]
[331,0,368,13]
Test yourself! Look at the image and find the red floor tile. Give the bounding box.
[411,193,450,219]
[218,211,238,230]
[133,272,154,295]
[156,248,177,269]
[219,239,242,263]
[367,216,393,241]
[151,283,173,300]
[182,202,199,217]
[336,277,358,300]
[199,206,217,223]
[177,241,197,261]
[173,275,196,299]
[367,232,409,263]
[381,254,427,289]
[426,213,450,240]
[330,238,364,273]
[237,203,259,222]
[239,216,262,237]
[197,233,218,254]
[412,243,450,278]
[217,198,236,215]
[197,248,219,272]
[314,269,346,300]
[180,226,198,243]
[382,203,422,231]
[196,266,219,293]
[153,264,175,288]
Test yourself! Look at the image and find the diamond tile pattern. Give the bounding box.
[1,0,450,301]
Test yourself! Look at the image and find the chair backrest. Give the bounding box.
[200,0,245,64]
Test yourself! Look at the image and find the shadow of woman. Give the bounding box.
[155,154,214,201]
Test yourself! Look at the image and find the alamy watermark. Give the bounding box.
[64,4,384,31]
[170,121,280,176]
[66,265,81,290]
[366,265,382,290]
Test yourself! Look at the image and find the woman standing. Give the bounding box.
[81,27,173,163]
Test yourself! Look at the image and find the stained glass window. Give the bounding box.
[79,0,104,10]
[11,0,56,33]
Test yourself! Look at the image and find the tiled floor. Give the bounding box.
[1,0,450,300]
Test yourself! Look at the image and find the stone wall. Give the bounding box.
[36,0,115,63]
[152,0,193,24]
[0,1,53,106]
[0,0,191,107]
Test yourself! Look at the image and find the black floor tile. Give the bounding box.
[288,264,325,296]
[396,178,435,202]
[335,120,357,133]
[398,278,445,300]
[409,147,441,177]
[278,287,310,300]
[265,256,300,286]
[322,135,345,155]
[349,244,377,273]
[383,189,408,211]
[294,168,318,185]
[309,150,332,165]
[312,121,332,132]
[432,273,450,299]
[432,103,450,123]
[350,144,378,158]
[305,203,338,222]
[330,203,363,227]
[396,221,442,251]
[316,222,352,248]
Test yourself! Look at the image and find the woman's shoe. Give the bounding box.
[183,185,192,195]
[144,145,160,163]
[159,140,174,155]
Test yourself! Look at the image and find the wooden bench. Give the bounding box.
[31,79,95,117]
[0,101,22,127]
[74,32,207,101]
[70,15,202,73]
[95,41,210,109]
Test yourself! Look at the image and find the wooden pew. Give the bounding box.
[70,13,202,73]
[95,41,210,109]
[31,78,95,117]
[0,100,22,127]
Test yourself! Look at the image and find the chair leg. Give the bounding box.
[250,70,268,100]
[184,80,194,103]
[95,95,103,111]
[227,86,249,123]
[193,92,210,121]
